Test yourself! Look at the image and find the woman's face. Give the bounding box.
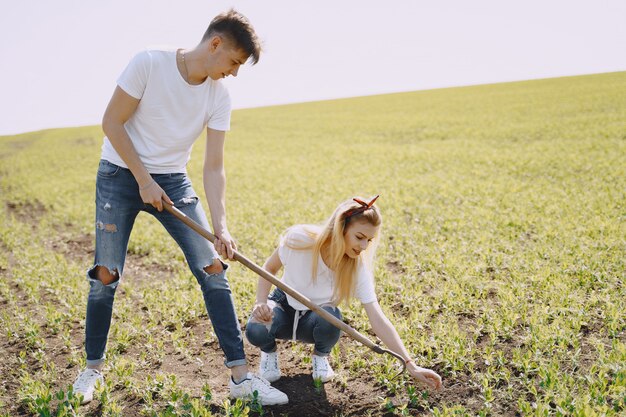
[343,220,379,259]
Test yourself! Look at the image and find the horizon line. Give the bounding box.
[1,69,623,138]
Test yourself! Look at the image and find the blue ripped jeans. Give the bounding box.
[85,159,246,368]
[245,288,342,356]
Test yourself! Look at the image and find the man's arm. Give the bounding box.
[203,127,236,258]
[102,86,172,211]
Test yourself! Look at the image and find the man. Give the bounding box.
[71,9,288,406]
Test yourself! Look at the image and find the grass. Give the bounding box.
[0,71,624,416]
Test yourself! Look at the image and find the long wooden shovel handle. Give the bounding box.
[162,201,407,376]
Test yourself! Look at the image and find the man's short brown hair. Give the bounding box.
[202,9,261,65]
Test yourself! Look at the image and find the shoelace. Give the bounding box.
[262,354,278,371]
[251,375,274,392]
[313,357,329,372]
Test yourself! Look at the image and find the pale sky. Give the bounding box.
[1,0,624,136]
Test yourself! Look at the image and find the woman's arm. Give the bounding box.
[363,301,442,390]
[251,248,283,323]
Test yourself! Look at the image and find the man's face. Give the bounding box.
[207,36,249,80]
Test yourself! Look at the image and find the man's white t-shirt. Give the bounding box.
[277,225,378,310]
[100,49,231,174]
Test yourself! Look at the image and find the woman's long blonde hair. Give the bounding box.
[286,196,382,305]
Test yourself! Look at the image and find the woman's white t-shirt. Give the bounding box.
[277,225,378,310]
[100,49,232,174]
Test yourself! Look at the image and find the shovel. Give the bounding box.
[162,201,407,377]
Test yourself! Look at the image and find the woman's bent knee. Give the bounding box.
[245,322,270,346]
[316,307,342,334]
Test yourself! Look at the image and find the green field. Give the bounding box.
[0,71,624,416]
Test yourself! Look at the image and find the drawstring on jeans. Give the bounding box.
[291,304,337,341]
[292,310,306,341]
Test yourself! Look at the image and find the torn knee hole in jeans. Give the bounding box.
[96,221,117,233]
[203,259,228,275]
[90,265,120,287]
[203,263,224,275]
[100,266,119,282]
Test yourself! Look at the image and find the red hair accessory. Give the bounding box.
[344,195,379,219]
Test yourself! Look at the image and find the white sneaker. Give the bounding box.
[229,373,288,405]
[72,368,104,404]
[312,354,335,383]
[259,351,281,382]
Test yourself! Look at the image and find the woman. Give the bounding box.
[245,196,442,391]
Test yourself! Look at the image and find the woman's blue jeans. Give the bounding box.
[85,160,246,368]
[245,289,342,356]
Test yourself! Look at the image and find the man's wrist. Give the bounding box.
[214,226,228,236]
